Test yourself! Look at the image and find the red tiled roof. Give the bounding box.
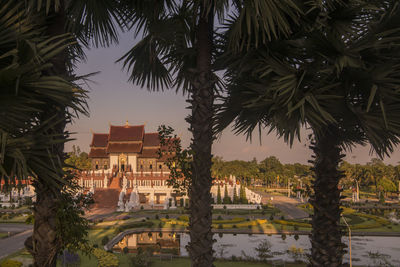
[109,125,144,142]
[89,148,108,158]
[143,133,160,147]
[138,148,160,158]
[90,133,109,147]
[107,143,142,153]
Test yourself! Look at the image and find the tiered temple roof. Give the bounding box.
[89,123,164,158]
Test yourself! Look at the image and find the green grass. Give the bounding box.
[0,214,29,223]
[88,228,116,246]
[0,249,33,266]
[0,232,8,239]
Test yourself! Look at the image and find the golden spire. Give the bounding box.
[125,120,129,127]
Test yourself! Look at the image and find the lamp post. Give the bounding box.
[342,215,352,267]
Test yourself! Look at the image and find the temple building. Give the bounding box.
[89,121,168,174]
[80,122,261,211]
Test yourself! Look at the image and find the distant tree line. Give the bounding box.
[340,159,400,197]
[64,146,91,171]
[212,156,400,197]
[211,156,312,188]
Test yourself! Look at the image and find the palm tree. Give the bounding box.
[3,1,121,265]
[117,2,218,265]
[0,1,89,266]
[217,1,400,266]
[117,1,301,265]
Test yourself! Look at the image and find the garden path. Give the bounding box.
[0,224,32,259]
[261,194,309,219]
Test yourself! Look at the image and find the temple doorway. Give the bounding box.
[119,154,127,173]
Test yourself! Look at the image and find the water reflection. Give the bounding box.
[113,232,180,255]
[115,231,400,266]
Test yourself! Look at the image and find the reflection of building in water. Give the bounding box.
[113,232,180,254]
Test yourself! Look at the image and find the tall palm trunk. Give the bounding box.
[26,3,68,266]
[187,4,215,267]
[309,127,346,267]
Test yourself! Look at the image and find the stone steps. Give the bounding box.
[108,177,121,189]
[92,188,119,209]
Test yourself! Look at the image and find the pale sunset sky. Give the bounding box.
[66,31,400,166]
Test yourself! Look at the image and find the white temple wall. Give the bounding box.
[128,154,137,172]
[110,154,118,169]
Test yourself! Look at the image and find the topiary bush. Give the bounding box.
[131,248,152,267]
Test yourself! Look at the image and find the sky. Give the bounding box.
[66,31,400,166]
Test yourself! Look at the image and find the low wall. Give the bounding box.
[212,204,261,210]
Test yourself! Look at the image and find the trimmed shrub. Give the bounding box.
[131,248,152,267]
[25,215,34,224]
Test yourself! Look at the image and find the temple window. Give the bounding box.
[95,161,99,170]
[159,165,162,170]
[150,164,153,170]
[140,165,143,169]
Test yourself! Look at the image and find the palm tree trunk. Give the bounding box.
[309,128,346,267]
[187,3,215,267]
[31,182,60,266]
[26,3,68,266]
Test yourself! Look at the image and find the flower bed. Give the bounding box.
[273,220,311,228]
[161,218,188,226]
[162,218,266,229]
[213,217,246,224]
[0,260,22,267]
[213,219,267,228]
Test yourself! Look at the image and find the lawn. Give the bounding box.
[88,228,116,246]
[0,214,29,223]
[0,232,8,239]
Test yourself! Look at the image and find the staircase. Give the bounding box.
[92,188,120,209]
[108,176,121,189]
